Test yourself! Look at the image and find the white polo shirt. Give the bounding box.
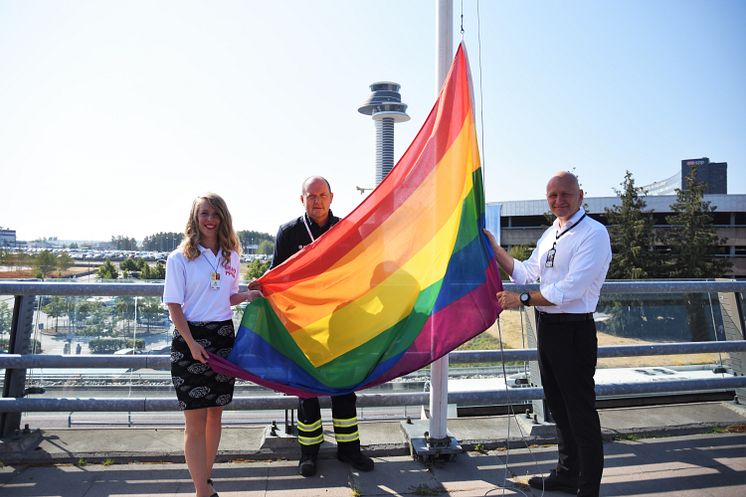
[163,245,240,322]
[511,208,611,314]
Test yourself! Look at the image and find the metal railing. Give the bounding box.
[2,280,745,436]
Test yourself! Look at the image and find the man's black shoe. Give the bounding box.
[527,470,577,494]
[337,451,374,472]
[298,455,317,477]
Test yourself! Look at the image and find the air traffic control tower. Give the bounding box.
[358,82,410,185]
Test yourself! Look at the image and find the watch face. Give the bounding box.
[520,292,529,304]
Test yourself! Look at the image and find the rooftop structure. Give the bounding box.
[488,193,746,278]
[642,157,727,195]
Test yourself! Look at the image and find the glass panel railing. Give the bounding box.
[594,291,725,369]
[2,281,742,428]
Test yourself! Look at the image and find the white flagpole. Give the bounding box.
[428,0,453,442]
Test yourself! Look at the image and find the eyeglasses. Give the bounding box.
[545,241,557,268]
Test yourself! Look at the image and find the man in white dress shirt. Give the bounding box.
[485,171,611,497]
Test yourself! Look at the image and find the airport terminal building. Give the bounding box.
[486,158,746,278]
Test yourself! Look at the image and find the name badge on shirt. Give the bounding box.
[210,271,221,290]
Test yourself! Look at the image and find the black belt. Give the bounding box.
[536,310,594,323]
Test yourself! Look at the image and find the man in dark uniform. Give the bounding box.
[270,176,374,477]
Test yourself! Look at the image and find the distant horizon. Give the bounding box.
[7,171,744,246]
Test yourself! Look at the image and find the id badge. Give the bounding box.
[210,271,221,290]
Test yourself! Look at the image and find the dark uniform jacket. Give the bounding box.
[270,211,340,269]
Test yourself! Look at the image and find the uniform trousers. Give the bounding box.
[297,392,360,457]
[536,312,603,497]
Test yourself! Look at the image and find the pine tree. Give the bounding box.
[664,166,730,278]
[34,250,57,279]
[97,259,119,280]
[605,171,661,279]
[663,166,730,342]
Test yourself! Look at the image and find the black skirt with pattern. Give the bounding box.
[171,319,236,411]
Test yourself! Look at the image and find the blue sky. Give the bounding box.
[1,0,744,242]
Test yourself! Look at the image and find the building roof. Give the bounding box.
[491,194,746,217]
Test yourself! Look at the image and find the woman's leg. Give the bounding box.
[183,408,212,497]
[205,406,225,485]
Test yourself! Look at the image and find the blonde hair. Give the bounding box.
[179,193,241,267]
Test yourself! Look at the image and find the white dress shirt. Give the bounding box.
[163,245,240,322]
[511,208,611,313]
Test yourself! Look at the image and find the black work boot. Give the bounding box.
[337,442,374,472]
[298,453,317,477]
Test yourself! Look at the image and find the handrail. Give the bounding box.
[2,340,746,369]
[2,279,745,296]
[2,377,746,413]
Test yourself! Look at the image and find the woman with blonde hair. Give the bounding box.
[164,193,260,497]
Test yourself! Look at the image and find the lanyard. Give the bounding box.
[202,250,222,289]
[302,215,316,243]
[555,212,587,241]
[546,212,587,268]
[202,251,219,271]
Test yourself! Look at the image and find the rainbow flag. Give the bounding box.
[211,43,502,397]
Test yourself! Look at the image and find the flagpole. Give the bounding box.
[428,0,453,443]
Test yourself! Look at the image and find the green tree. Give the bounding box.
[73,300,96,327]
[111,235,138,250]
[0,301,12,345]
[605,171,662,279]
[89,337,144,354]
[97,259,119,280]
[56,251,75,277]
[43,296,67,334]
[257,240,274,255]
[142,232,182,251]
[663,167,731,342]
[245,258,270,280]
[663,167,731,278]
[237,230,274,253]
[1,336,42,354]
[120,257,140,272]
[499,245,532,280]
[8,252,33,271]
[149,261,166,279]
[139,297,167,332]
[35,250,57,279]
[114,296,136,335]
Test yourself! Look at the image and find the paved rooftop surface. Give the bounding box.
[1,401,746,496]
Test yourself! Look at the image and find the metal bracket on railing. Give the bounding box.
[1,294,35,437]
[284,408,295,435]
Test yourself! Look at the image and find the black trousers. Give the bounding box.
[297,392,359,457]
[537,313,603,497]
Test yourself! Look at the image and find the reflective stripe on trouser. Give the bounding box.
[297,418,324,447]
[298,393,358,456]
[333,415,360,444]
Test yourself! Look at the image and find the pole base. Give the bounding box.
[400,419,462,462]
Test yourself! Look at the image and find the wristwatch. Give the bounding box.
[519,292,531,306]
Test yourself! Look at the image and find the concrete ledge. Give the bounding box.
[2,401,746,465]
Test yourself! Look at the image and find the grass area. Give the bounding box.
[486,309,722,369]
[456,331,505,351]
